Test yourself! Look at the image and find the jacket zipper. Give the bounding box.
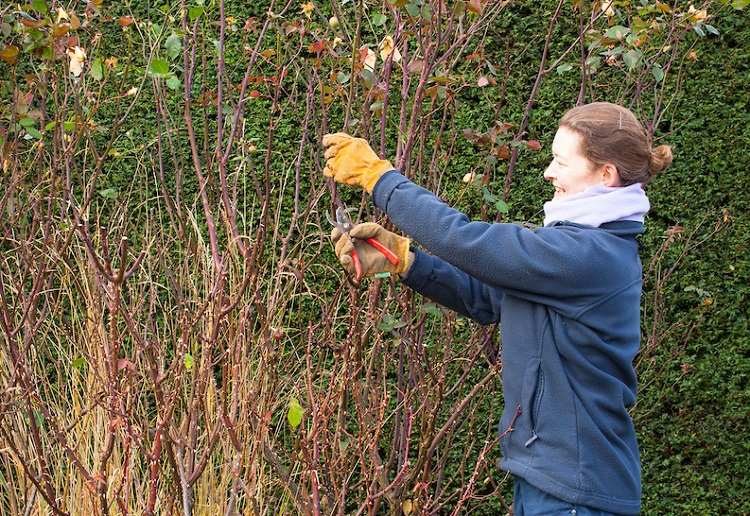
[524,368,544,447]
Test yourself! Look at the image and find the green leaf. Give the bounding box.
[149,58,170,77]
[419,303,443,317]
[44,121,56,131]
[623,49,642,70]
[336,71,350,84]
[556,63,573,75]
[31,0,48,14]
[704,24,719,36]
[693,24,705,37]
[585,56,601,72]
[495,199,510,214]
[371,12,387,26]
[72,357,86,370]
[405,2,420,17]
[98,188,118,199]
[604,25,631,41]
[27,127,43,139]
[165,33,182,60]
[733,0,749,8]
[90,58,103,81]
[63,121,76,132]
[287,397,303,430]
[189,6,205,21]
[166,76,181,90]
[40,45,53,60]
[28,28,44,42]
[378,314,408,333]
[374,272,391,279]
[19,117,35,128]
[360,69,375,88]
[684,285,712,298]
[33,410,45,429]
[421,4,432,20]
[482,187,497,204]
[651,63,664,82]
[184,352,193,370]
[600,46,624,57]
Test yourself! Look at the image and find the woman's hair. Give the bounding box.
[559,102,673,185]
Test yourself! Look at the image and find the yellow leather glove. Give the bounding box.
[322,133,393,193]
[330,222,414,279]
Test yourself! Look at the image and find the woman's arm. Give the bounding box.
[403,251,503,324]
[400,248,504,326]
[373,172,638,315]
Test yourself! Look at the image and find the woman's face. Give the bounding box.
[543,126,606,200]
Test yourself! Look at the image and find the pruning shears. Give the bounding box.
[327,205,401,283]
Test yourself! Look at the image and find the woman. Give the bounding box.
[323,102,672,515]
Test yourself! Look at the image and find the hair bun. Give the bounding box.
[649,144,673,175]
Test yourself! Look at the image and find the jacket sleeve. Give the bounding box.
[401,248,504,325]
[373,171,617,315]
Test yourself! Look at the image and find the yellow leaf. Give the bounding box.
[66,46,86,77]
[656,1,671,14]
[0,45,20,65]
[402,499,414,515]
[360,45,376,72]
[53,24,71,37]
[56,7,70,23]
[378,35,401,63]
[301,2,315,19]
[687,4,708,22]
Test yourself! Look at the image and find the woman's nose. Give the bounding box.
[543,165,555,181]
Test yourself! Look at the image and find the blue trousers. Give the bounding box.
[513,476,628,516]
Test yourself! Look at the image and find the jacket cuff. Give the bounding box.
[372,170,411,212]
[399,248,433,290]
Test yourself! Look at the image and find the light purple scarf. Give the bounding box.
[543,183,650,227]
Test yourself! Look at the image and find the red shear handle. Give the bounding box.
[350,248,363,282]
[365,238,401,266]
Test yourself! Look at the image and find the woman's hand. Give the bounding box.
[322,133,393,193]
[331,222,414,278]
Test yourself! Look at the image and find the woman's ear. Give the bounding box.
[599,163,622,187]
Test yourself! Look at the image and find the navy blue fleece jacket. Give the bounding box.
[373,171,643,515]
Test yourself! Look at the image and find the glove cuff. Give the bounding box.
[392,235,412,274]
[363,159,395,193]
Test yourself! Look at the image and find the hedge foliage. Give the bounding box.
[1,0,748,513]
